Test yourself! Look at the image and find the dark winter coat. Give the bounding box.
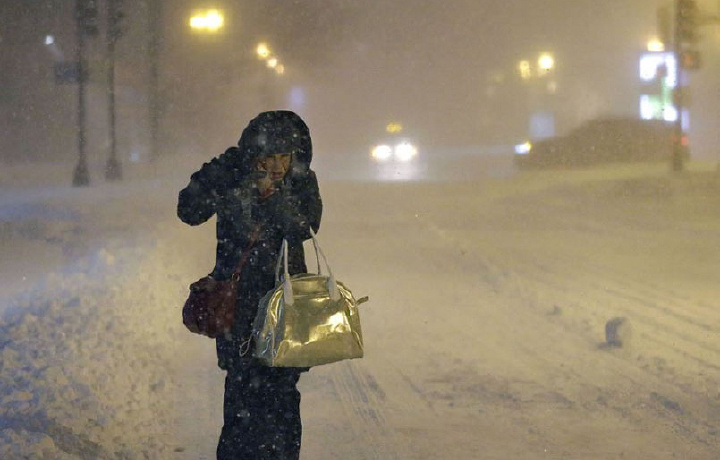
[177,111,322,370]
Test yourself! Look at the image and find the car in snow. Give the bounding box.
[369,122,418,163]
[368,123,424,180]
[370,136,419,164]
[514,117,683,169]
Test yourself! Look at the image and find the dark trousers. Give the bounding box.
[217,365,303,460]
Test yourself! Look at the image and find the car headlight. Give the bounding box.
[371,144,393,161]
[514,141,532,155]
[394,142,417,162]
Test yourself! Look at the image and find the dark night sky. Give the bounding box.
[1,0,718,161]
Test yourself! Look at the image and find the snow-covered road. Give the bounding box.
[1,158,719,459]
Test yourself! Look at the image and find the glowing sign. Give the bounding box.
[638,51,677,122]
[663,105,678,122]
[639,51,676,88]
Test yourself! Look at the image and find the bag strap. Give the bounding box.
[231,226,260,281]
[309,228,340,301]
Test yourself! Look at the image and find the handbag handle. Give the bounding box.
[273,230,323,285]
[273,229,341,306]
[309,228,340,302]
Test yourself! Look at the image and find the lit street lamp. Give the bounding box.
[255,42,286,76]
[538,52,554,73]
[253,42,287,107]
[256,42,270,59]
[189,9,224,33]
[647,38,666,51]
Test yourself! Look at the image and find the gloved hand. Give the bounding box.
[224,146,269,183]
[191,146,258,195]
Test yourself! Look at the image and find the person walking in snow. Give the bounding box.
[177,111,322,459]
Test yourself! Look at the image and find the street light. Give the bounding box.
[253,42,286,106]
[257,43,286,75]
[189,9,224,33]
[256,42,270,59]
[647,38,665,51]
[538,52,554,73]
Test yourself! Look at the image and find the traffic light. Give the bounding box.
[76,0,99,36]
[677,0,700,44]
[109,0,125,41]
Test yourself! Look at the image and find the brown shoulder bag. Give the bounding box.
[182,231,258,338]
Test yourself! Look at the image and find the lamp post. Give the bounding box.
[72,0,98,187]
[148,0,162,165]
[105,0,124,181]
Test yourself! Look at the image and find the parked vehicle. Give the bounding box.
[514,117,683,169]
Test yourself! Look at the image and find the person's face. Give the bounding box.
[256,153,291,181]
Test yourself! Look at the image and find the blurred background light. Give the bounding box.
[647,38,665,52]
[538,53,554,72]
[371,144,393,161]
[256,42,270,59]
[189,9,225,33]
[394,142,417,162]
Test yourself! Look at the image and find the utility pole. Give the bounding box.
[672,0,703,171]
[105,0,124,181]
[72,0,98,187]
[148,0,162,165]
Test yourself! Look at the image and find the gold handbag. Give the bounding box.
[252,230,367,367]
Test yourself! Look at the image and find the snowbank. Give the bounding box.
[0,240,182,459]
[0,161,194,459]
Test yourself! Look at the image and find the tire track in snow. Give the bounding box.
[428,208,720,368]
[0,416,109,459]
[479,247,720,384]
[503,253,720,370]
[421,213,720,450]
[328,361,401,460]
[523,247,720,330]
